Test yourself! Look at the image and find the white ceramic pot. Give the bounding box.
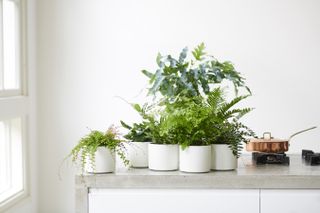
[127,142,150,168]
[86,147,115,173]
[179,145,211,173]
[211,144,237,170]
[148,143,179,171]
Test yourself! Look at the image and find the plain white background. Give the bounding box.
[5,0,320,212]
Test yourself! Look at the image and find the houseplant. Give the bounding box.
[140,43,254,172]
[142,42,250,102]
[211,120,255,170]
[69,126,129,174]
[140,104,180,171]
[159,96,212,173]
[207,90,255,170]
[159,87,254,172]
[121,102,179,171]
[121,117,152,168]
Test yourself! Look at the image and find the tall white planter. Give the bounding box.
[127,142,150,168]
[86,147,115,173]
[211,144,237,170]
[148,144,179,171]
[180,145,211,173]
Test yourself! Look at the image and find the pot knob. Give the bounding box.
[263,132,272,140]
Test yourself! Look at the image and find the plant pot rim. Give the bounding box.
[180,145,211,147]
[211,144,230,146]
[149,143,178,146]
[131,141,151,143]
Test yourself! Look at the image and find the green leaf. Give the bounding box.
[132,103,142,113]
[150,70,165,95]
[192,42,206,61]
[156,53,162,67]
[179,47,188,63]
[120,120,132,130]
[141,70,153,79]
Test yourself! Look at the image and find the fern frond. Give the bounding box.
[235,107,253,119]
[207,88,224,112]
[192,42,206,61]
[218,95,250,115]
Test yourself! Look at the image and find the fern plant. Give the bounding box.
[142,43,250,102]
[158,87,255,155]
[69,126,129,174]
[206,88,255,157]
[212,120,255,157]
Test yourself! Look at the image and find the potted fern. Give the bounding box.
[160,96,212,173]
[208,90,255,170]
[159,88,254,172]
[69,126,129,174]
[211,120,255,170]
[121,103,179,171]
[120,119,152,168]
[147,106,180,171]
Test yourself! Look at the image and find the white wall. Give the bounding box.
[36,0,320,212]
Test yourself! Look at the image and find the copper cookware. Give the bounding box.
[246,126,317,153]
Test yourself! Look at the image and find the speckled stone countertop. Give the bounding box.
[76,155,320,189]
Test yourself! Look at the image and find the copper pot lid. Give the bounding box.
[250,126,317,144]
[249,132,288,143]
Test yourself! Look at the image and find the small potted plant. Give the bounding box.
[121,119,152,168]
[121,103,179,171]
[147,112,180,171]
[211,120,255,170]
[69,125,129,174]
[158,95,212,173]
[207,90,255,170]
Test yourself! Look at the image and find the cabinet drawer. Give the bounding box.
[89,189,259,213]
[261,189,320,213]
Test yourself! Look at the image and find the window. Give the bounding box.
[0,0,22,97]
[0,0,27,210]
[0,118,24,204]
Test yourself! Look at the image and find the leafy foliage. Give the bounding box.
[212,120,255,157]
[156,88,255,156]
[69,126,129,174]
[142,43,250,101]
[120,120,152,142]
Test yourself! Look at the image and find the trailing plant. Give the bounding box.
[69,126,129,174]
[142,43,250,102]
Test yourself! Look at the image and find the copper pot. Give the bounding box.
[246,126,317,153]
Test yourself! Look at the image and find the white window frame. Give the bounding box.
[0,0,27,97]
[0,0,28,211]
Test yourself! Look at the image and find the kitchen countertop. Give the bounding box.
[75,155,320,189]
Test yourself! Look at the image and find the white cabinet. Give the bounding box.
[261,190,320,213]
[89,189,259,213]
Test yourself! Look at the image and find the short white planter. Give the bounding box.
[127,142,150,168]
[180,145,211,173]
[86,147,115,173]
[211,144,237,170]
[148,143,179,171]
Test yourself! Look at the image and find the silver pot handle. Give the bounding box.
[288,126,317,141]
